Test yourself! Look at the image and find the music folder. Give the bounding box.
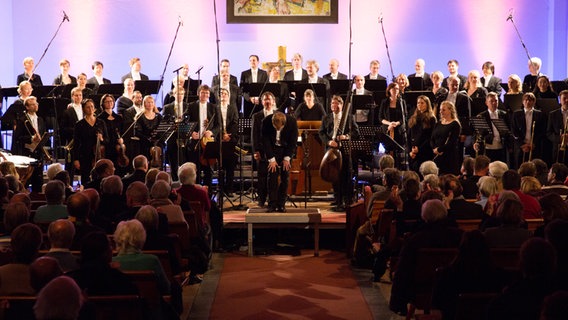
[537,98,560,115]
[135,80,161,96]
[1,87,19,100]
[202,140,237,162]
[97,84,124,96]
[364,79,387,92]
[329,79,351,95]
[246,83,281,98]
[351,95,375,113]
[408,77,424,91]
[503,93,523,112]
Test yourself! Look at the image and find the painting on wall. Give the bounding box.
[227,0,338,24]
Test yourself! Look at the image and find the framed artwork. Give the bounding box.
[228,0,338,24]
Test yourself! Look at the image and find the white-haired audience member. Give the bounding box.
[419,160,439,177]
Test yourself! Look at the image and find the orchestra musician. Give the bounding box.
[12,96,47,192]
[304,59,330,107]
[480,61,503,96]
[442,59,467,91]
[262,111,298,212]
[186,84,218,188]
[523,57,543,93]
[116,78,135,116]
[122,90,144,167]
[215,88,239,196]
[378,83,407,169]
[76,73,93,100]
[322,58,348,80]
[97,94,126,173]
[251,91,276,207]
[162,86,189,181]
[474,92,510,164]
[211,71,240,114]
[60,87,84,179]
[16,57,43,87]
[52,59,77,86]
[365,60,387,81]
[211,59,239,88]
[408,95,437,173]
[431,101,462,175]
[511,92,546,168]
[439,75,472,160]
[120,57,149,82]
[87,61,111,92]
[135,95,163,165]
[294,89,326,120]
[547,90,568,164]
[408,58,432,89]
[4,81,33,132]
[284,53,308,81]
[240,54,268,117]
[72,99,109,184]
[352,75,374,125]
[319,95,359,211]
[266,65,290,113]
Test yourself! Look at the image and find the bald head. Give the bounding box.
[48,219,75,249]
[30,256,63,292]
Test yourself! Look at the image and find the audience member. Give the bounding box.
[501,169,542,219]
[29,256,63,292]
[150,180,186,226]
[44,219,80,272]
[34,276,83,320]
[67,192,103,250]
[93,175,127,233]
[483,198,530,247]
[34,180,68,223]
[441,174,483,220]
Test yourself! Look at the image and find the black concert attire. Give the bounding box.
[523,73,542,93]
[442,74,468,90]
[162,101,189,181]
[408,72,433,89]
[378,98,407,169]
[216,103,239,195]
[122,106,143,173]
[294,102,326,120]
[430,120,461,175]
[262,114,298,211]
[16,73,43,87]
[210,84,241,115]
[73,118,109,184]
[476,109,510,164]
[547,107,568,165]
[439,91,472,159]
[284,69,309,81]
[432,87,449,111]
[87,76,111,92]
[186,100,218,189]
[481,76,503,96]
[120,72,149,83]
[135,113,163,165]
[13,112,47,192]
[115,96,133,116]
[4,99,26,131]
[53,74,77,86]
[211,74,238,88]
[322,72,348,80]
[319,111,360,208]
[511,108,546,168]
[240,68,269,117]
[467,87,489,99]
[534,89,558,100]
[364,73,387,81]
[60,104,83,179]
[98,111,126,173]
[251,109,273,206]
[81,87,94,100]
[408,115,436,173]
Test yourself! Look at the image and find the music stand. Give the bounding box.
[135,80,161,96]
[501,83,509,93]
[97,84,124,97]
[377,131,404,152]
[329,79,351,95]
[536,98,560,116]
[247,83,281,99]
[503,94,523,113]
[470,117,492,142]
[364,79,387,92]
[150,122,177,169]
[408,77,424,91]
[29,132,53,160]
[202,140,237,208]
[294,83,327,106]
[491,118,512,164]
[471,98,486,117]
[372,91,387,106]
[233,118,252,210]
[552,81,568,94]
[175,121,196,174]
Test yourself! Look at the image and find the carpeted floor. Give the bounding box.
[208,250,374,320]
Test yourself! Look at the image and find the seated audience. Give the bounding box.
[501,170,542,219]
[34,180,68,223]
[93,175,127,233]
[29,256,63,292]
[44,219,80,272]
[67,192,103,251]
[440,174,483,220]
[34,276,83,320]
[483,198,530,247]
[150,180,186,226]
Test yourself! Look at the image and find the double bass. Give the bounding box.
[319,92,353,183]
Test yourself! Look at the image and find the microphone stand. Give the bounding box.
[507,12,533,64]
[378,14,396,83]
[32,12,69,81]
[399,97,410,171]
[156,17,183,103]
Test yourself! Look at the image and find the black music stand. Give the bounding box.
[30,132,53,161]
[329,79,351,95]
[364,79,387,92]
[503,94,523,112]
[97,84,124,97]
[471,98,486,117]
[135,80,161,96]
[202,140,237,208]
[491,118,512,165]
[408,77,425,91]
[377,131,404,152]
[235,118,253,208]
[350,139,375,193]
[352,95,375,125]
[470,117,492,152]
[294,83,327,107]
[247,83,281,99]
[537,98,560,115]
[150,122,176,169]
[372,91,387,106]
[175,121,196,176]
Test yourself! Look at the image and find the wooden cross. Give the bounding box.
[262,46,293,80]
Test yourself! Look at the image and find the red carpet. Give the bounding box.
[209,250,373,319]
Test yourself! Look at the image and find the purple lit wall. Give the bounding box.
[1,0,567,105]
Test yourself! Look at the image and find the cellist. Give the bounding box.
[319,95,359,212]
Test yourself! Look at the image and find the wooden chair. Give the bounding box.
[124,270,169,308]
[489,247,520,271]
[456,219,482,232]
[169,222,192,259]
[0,296,36,320]
[525,218,544,234]
[87,295,144,320]
[406,248,458,320]
[373,208,394,244]
[143,250,174,281]
[369,200,386,225]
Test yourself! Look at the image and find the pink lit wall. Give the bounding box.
[1,0,567,105]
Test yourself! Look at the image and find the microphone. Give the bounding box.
[379,12,383,23]
[506,9,513,21]
[194,65,204,74]
[178,15,184,26]
[172,65,184,73]
[63,10,70,22]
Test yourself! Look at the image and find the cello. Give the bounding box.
[319,92,353,183]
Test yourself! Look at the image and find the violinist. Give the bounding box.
[122,90,144,166]
[12,96,47,192]
[98,94,127,174]
[116,78,135,116]
[378,83,407,169]
[135,95,163,167]
[216,88,239,197]
[319,95,359,211]
[3,80,33,132]
[162,86,189,181]
[251,91,276,207]
[187,85,217,188]
[73,99,109,184]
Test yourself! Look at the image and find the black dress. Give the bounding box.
[409,116,436,172]
[430,120,461,175]
[294,102,326,120]
[98,111,125,169]
[115,96,133,116]
[73,118,108,184]
[135,113,163,161]
[378,99,405,151]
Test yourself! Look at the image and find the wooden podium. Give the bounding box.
[289,121,331,195]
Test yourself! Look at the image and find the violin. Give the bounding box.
[93,129,105,165]
[115,129,129,168]
[197,118,217,167]
[150,145,163,168]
